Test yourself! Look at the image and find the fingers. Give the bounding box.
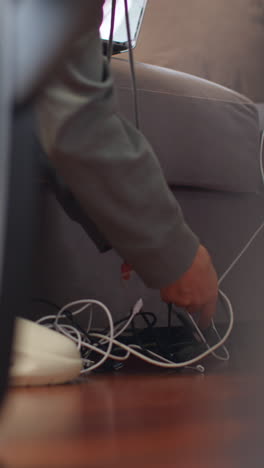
[160,244,219,329]
[198,300,216,330]
[187,296,217,330]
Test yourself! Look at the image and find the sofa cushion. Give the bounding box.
[122,0,264,102]
[113,59,262,193]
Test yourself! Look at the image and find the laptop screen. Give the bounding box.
[100,0,148,53]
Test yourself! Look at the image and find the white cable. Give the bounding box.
[200,128,264,361]
[60,324,83,351]
[87,289,233,370]
[37,303,92,322]
[210,321,230,360]
[260,129,264,184]
[54,300,115,373]
[37,314,57,324]
[65,303,93,317]
[37,292,232,372]
[129,345,174,364]
[186,313,229,362]
[79,340,130,366]
[70,336,130,363]
[218,221,264,285]
[99,298,143,345]
[219,130,264,286]
[86,306,93,333]
[37,288,231,372]
[37,300,132,364]
[127,346,204,373]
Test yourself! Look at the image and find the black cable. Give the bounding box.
[124,0,140,129]
[100,312,132,337]
[100,311,157,338]
[131,316,145,349]
[107,0,117,61]
[140,312,157,328]
[131,310,167,357]
[32,298,60,311]
[168,303,172,330]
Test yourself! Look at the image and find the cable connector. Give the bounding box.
[132,298,144,316]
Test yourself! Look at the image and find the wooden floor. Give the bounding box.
[0,322,263,468]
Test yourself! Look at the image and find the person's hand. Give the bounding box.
[160,245,218,329]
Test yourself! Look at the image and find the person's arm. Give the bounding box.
[35,8,217,326]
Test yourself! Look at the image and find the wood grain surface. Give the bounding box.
[0,322,263,468]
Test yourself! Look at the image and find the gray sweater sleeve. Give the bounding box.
[35,10,199,289]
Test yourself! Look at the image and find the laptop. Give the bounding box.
[100,0,148,54]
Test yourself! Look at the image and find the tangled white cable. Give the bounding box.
[37,291,233,374]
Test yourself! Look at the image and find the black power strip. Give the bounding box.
[93,321,221,373]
